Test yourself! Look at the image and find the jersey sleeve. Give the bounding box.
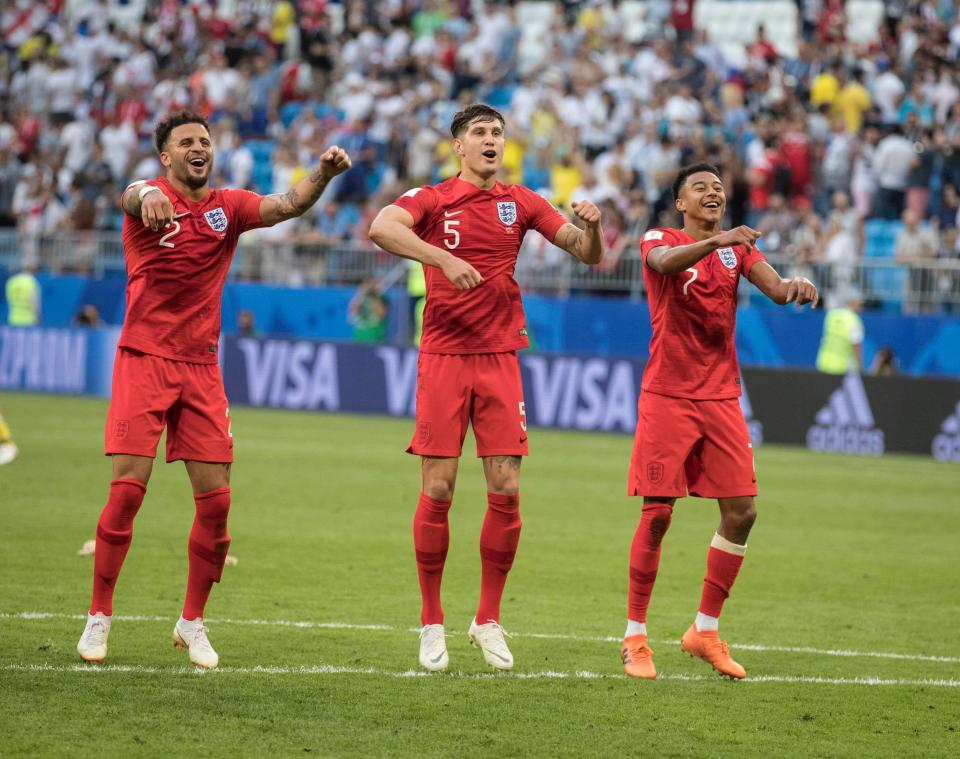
[225,188,266,233]
[524,191,567,242]
[741,243,767,279]
[639,228,675,266]
[392,185,439,227]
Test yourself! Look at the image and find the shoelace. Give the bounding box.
[420,627,445,648]
[86,620,108,645]
[624,642,653,661]
[185,623,214,651]
[479,620,512,638]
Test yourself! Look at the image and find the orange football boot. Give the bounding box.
[680,624,747,679]
[620,634,657,679]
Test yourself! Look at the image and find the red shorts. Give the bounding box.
[105,348,233,463]
[628,390,756,499]
[407,351,528,458]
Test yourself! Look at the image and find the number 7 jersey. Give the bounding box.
[392,176,566,354]
[119,176,264,364]
[639,227,766,400]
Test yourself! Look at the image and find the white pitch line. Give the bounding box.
[2,663,959,688]
[3,611,958,665]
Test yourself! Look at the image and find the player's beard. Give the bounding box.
[181,160,212,189]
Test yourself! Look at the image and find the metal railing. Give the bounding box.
[1,229,958,310]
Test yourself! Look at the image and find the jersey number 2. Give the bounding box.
[682,267,698,295]
[158,221,181,248]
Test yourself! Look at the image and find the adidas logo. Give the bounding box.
[738,375,763,445]
[806,373,885,456]
[931,402,960,462]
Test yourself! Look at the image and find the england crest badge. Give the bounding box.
[204,207,228,233]
[716,247,737,269]
[496,201,517,226]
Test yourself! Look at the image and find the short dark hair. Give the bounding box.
[450,103,505,138]
[154,110,210,153]
[672,162,722,200]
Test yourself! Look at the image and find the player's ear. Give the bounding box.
[452,137,464,157]
[675,196,684,213]
[158,150,171,168]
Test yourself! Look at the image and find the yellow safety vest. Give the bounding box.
[5,272,39,326]
[816,308,862,374]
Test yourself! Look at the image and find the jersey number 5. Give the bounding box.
[158,221,181,249]
[443,218,460,249]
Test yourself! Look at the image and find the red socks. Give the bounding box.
[476,492,522,624]
[699,533,747,617]
[627,502,673,622]
[183,487,232,621]
[90,479,147,615]
[413,492,452,626]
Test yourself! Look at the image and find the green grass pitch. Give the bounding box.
[1,391,958,757]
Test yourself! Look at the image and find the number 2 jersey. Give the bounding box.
[119,176,265,364]
[639,227,766,400]
[392,175,567,354]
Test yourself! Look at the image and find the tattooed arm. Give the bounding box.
[552,200,605,265]
[259,146,352,226]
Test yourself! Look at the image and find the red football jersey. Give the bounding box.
[119,176,264,364]
[639,227,767,400]
[393,176,567,354]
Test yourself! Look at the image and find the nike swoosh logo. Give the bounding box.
[429,653,445,663]
[488,649,511,663]
[443,210,463,217]
[173,212,190,219]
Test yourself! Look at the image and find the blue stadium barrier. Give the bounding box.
[2,274,958,378]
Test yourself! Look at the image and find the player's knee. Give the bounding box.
[726,504,757,535]
[423,478,456,502]
[642,503,673,546]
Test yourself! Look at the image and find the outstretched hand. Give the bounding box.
[784,276,820,308]
[141,190,175,232]
[318,145,352,179]
[713,225,761,249]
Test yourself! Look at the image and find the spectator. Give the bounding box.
[74,304,101,327]
[896,208,939,311]
[873,124,916,219]
[870,346,899,376]
[237,309,257,338]
[834,68,871,134]
[349,278,389,344]
[5,264,41,326]
[756,193,795,253]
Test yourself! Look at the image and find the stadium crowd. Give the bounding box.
[1,0,959,304]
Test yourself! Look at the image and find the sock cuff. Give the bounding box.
[194,486,231,502]
[487,492,519,509]
[110,478,147,494]
[710,532,747,556]
[418,492,452,511]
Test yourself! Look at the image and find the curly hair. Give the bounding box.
[153,110,210,153]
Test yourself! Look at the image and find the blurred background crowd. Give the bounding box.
[1,0,959,312]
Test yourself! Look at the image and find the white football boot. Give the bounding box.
[172,617,219,669]
[418,624,449,672]
[77,612,112,663]
[468,618,514,670]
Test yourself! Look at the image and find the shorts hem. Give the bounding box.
[476,449,527,458]
[166,452,234,464]
[406,446,463,458]
[105,448,157,459]
[688,489,758,499]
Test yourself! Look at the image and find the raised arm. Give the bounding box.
[748,260,820,307]
[551,200,605,264]
[368,204,483,290]
[647,225,761,276]
[259,146,352,226]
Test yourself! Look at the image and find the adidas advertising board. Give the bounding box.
[931,402,960,462]
[806,373,885,456]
